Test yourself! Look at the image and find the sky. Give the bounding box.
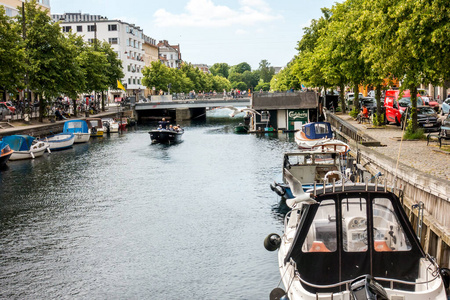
[50,0,335,70]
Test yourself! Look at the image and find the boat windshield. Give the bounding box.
[315,123,330,134]
[67,122,82,129]
[301,196,411,254]
[285,153,338,166]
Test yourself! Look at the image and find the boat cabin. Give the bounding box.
[301,122,333,140]
[285,185,426,294]
[283,151,342,187]
[63,120,89,134]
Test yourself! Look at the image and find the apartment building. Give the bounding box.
[157,40,182,69]
[142,34,159,96]
[1,0,50,17]
[53,12,152,101]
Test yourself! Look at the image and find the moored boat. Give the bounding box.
[45,132,75,150]
[63,120,90,143]
[2,135,49,160]
[234,123,249,133]
[86,118,104,137]
[0,141,14,166]
[294,122,334,149]
[265,178,450,300]
[270,150,349,199]
[102,118,119,133]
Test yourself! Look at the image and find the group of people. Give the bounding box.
[157,118,182,132]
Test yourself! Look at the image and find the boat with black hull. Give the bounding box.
[265,175,450,300]
[149,128,184,144]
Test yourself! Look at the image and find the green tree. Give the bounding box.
[18,0,69,121]
[142,61,173,92]
[209,63,230,78]
[258,59,275,83]
[230,62,251,74]
[98,41,124,110]
[228,72,244,84]
[0,6,24,101]
[242,70,259,90]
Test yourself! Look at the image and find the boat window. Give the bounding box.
[313,153,337,165]
[342,197,367,252]
[302,200,336,252]
[314,123,330,134]
[372,198,411,252]
[67,122,82,129]
[304,126,310,136]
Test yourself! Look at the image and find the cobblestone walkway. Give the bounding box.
[341,115,450,181]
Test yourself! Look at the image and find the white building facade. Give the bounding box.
[52,13,147,102]
[1,0,50,17]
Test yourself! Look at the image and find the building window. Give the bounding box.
[127,65,131,72]
[170,54,173,59]
[108,37,118,45]
[133,78,136,84]
[88,38,97,44]
[137,78,140,85]
[5,7,13,17]
[126,26,129,33]
[77,25,82,32]
[171,62,173,68]
[108,24,117,31]
[128,78,131,84]
[87,25,96,32]
[63,26,72,32]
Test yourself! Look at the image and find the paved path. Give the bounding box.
[338,114,450,181]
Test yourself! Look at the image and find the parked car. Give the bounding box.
[384,89,424,125]
[0,103,10,120]
[440,113,450,138]
[359,97,385,114]
[400,106,441,131]
[441,98,450,115]
[0,102,16,114]
[346,92,364,108]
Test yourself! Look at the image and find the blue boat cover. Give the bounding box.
[63,120,89,134]
[2,135,35,151]
[0,140,9,151]
[302,122,333,139]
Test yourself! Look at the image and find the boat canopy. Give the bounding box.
[285,186,425,293]
[63,120,89,134]
[302,122,333,140]
[86,118,102,128]
[2,135,35,151]
[0,141,11,153]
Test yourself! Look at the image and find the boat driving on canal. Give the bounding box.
[149,126,184,144]
[265,178,450,300]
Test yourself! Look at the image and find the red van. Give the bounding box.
[384,90,424,125]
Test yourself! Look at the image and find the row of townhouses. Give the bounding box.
[1,0,187,102]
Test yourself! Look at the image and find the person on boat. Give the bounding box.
[159,118,169,129]
[357,104,369,123]
[157,125,163,130]
[168,124,174,131]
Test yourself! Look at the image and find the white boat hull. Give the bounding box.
[9,141,49,160]
[47,133,75,150]
[73,133,91,143]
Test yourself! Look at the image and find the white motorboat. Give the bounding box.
[294,122,334,149]
[102,118,119,133]
[45,132,75,150]
[63,120,90,143]
[2,135,50,160]
[265,178,450,300]
[270,150,350,199]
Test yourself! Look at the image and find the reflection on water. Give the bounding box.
[0,120,297,299]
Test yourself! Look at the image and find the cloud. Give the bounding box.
[153,0,282,28]
[235,29,248,35]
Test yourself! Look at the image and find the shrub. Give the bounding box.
[372,113,384,126]
[349,107,359,119]
[403,119,425,140]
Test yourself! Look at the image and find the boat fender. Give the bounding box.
[269,287,288,300]
[264,233,281,252]
[440,268,450,289]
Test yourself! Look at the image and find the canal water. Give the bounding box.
[0,117,298,299]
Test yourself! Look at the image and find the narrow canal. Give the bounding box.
[0,118,298,299]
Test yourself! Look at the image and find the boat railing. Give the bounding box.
[289,258,441,292]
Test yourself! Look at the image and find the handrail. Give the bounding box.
[289,259,441,291]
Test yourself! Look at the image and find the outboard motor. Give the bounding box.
[350,275,388,300]
[264,233,281,251]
